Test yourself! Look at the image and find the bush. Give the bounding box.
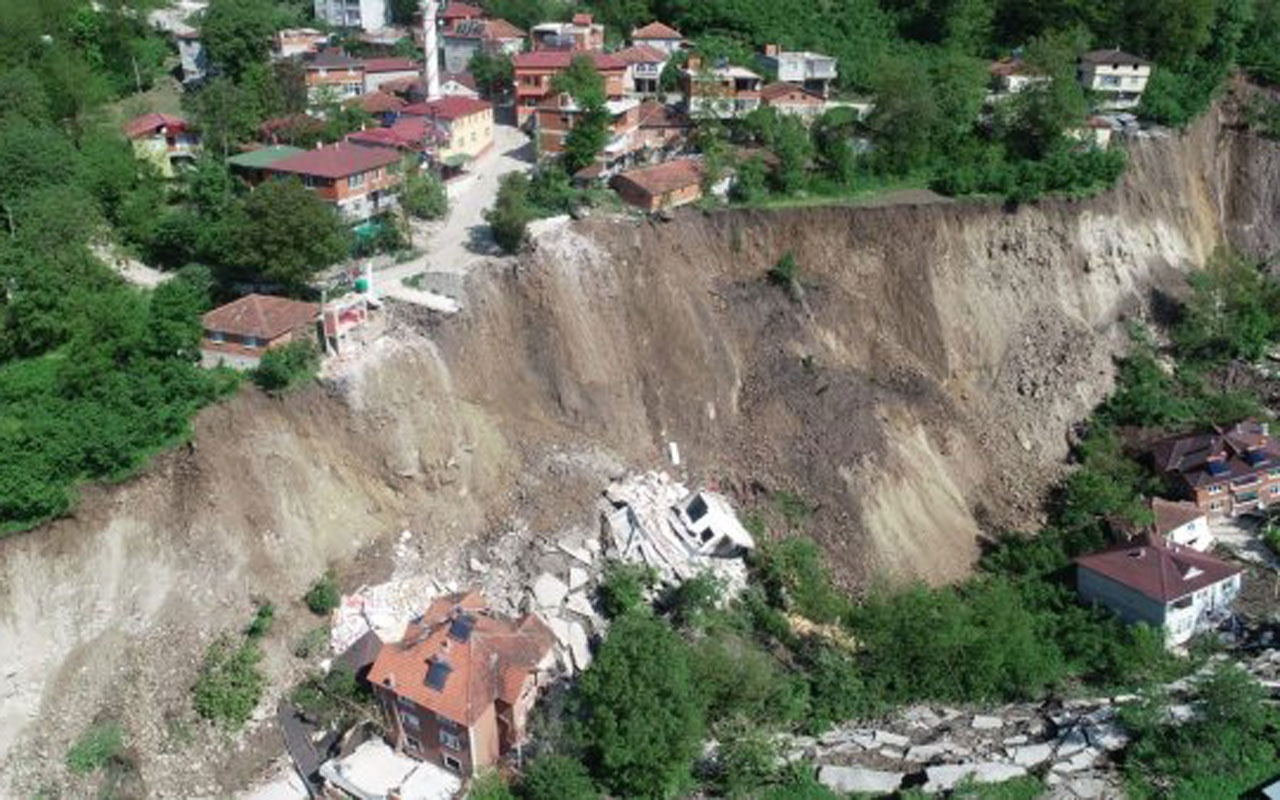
[305,570,341,616]
[292,625,330,659]
[401,170,448,221]
[66,721,124,775]
[192,634,265,729]
[596,561,655,619]
[750,537,850,624]
[486,172,534,254]
[470,769,517,800]
[244,601,274,639]
[767,252,800,300]
[519,754,598,800]
[252,340,320,395]
[708,721,779,797]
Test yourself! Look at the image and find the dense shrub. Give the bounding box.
[485,172,534,254]
[252,340,320,395]
[519,754,598,800]
[596,561,655,619]
[401,170,448,221]
[192,634,265,729]
[304,570,341,616]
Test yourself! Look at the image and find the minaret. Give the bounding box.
[423,0,440,99]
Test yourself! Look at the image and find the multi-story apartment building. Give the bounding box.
[614,44,668,96]
[530,13,604,52]
[263,142,404,222]
[534,94,640,161]
[513,50,626,124]
[402,96,495,165]
[757,44,838,97]
[1076,49,1152,110]
[680,57,763,119]
[313,0,388,31]
[1153,420,1280,518]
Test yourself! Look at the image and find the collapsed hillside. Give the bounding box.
[1,105,1278,795]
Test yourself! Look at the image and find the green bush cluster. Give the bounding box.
[251,340,320,395]
[66,721,124,775]
[304,570,341,616]
[192,633,266,729]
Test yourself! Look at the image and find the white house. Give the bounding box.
[1077,49,1152,110]
[674,491,756,558]
[614,44,668,97]
[1075,533,1242,647]
[989,57,1049,95]
[313,0,388,31]
[1152,498,1212,551]
[758,44,838,98]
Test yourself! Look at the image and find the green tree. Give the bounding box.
[186,77,263,159]
[200,0,275,81]
[401,169,449,220]
[192,633,265,728]
[771,116,812,194]
[235,177,349,288]
[730,154,769,203]
[866,54,939,175]
[573,612,704,798]
[485,172,534,254]
[553,56,611,174]
[597,561,655,619]
[519,754,598,800]
[469,51,515,99]
[0,66,50,124]
[252,340,320,394]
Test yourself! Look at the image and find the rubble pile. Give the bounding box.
[521,532,608,676]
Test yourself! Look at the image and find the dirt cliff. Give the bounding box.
[1,106,1277,796]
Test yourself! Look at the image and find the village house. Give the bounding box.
[303,49,366,103]
[1152,420,1280,518]
[530,13,604,52]
[274,27,328,58]
[635,100,691,154]
[226,145,306,186]
[438,1,484,26]
[401,96,494,166]
[535,94,642,166]
[630,20,684,56]
[681,57,764,119]
[173,25,207,84]
[123,113,200,177]
[200,293,319,369]
[758,44,838,97]
[1076,49,1152,110]
[263,142,404,222]
[1075,533,1242,646]
[440,71,480,98]
[367,591,557,776]
[1151,497,1212,552]
[346,115,447,161]
[513,50,626,124]
[259,114,327,146]
[441,17,527,73]
[350,89,408,122]
[611,158,704,212]
[759,82,826,121]
[988,56,1047,95]
[362,57,421,94]
[313,0,389,31]
[614,44,668,97]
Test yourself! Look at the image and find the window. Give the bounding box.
[405,735,422,751]
[1208,484,1222,494]
[1210,501,1221,511]
[401,712,420,730]
[440,730,462,750]
[444,755,462,772]
[1101,75,1121,87]
[349,172,366,189]
[207,331,224,342]
[1270,486,1279,495]
[244,336,261,348]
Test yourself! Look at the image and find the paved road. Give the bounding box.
[377,121,533,308]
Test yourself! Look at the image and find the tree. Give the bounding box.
[235,178,349,288]
[186,78,262,159]
[996,28,1089,160]
[192,633,266,728]
[0,66,50,124]
[772,116,812,194]
[730,154,769,203]
[573,612,704,798]
[485,172,534,254]
[402,170,449,220]
[252,340,320,393]
[519,755,598,800]
[469,51,514,99]
[865,54,939,175]
[553,56,611,174]
[200,0,275,81]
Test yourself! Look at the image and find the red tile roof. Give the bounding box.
[1151,498,1206,538]
[346,116,446,151]
[613,44,667,64]
[613,158,703,197]
[401,95,492,120]
[1152,420,1280,489]
[513,50,625,71]
[266,141,402,179]
[362,57,419,73]
[123,113,189,139]
[442,71,477,90]
[202,294,318,339]
[304,48,363,71]
[638,100,689,129]
[367,591,556,726]
[350,91,408,114]
[760,82,824,103]
[482,18,526,39]
[632,21,682,40]
[439,1,484,20]
[1076,534,1241,604]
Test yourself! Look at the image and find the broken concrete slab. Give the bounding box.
[817,765,904,795]
[1051,747,1101,774]
[547,617,572,649]
[1055,727,1089,757]
[971,715,1004,730]
[531,573,569,610]
[568,566,589,591]
[905,743,950,763]
[565,591,596,620]
[1011,742,1053,766]
[567,620,591,672]
[559,541,594,565]
[924,763,1028,793]
[874,730,911,748]
[1084,722,1129,751]
[1063,777,1109,799]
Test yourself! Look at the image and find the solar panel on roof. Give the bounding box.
[426,659,452,690]
[448,614,475,642]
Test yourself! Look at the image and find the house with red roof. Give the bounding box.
[759,82,826,122]
[362,56,421,94]
[401,95,494,165]
[123,113,199,177]
[438,1,484,25]
[1151,497,1212,551]
[1153,420,1280,518]
[303,49,366,103]
[367,591,557,776]
[530,13,604,52]
[441,17,527,74]
[513,50,626,123]
[262,142,404,222]
[200,294,319,369]
[681,56,763,119]
[1076,533,1241,646]
[614,43,669,96]
[611,158,704,212]
[346,115,448,159]
[630,21,684,55]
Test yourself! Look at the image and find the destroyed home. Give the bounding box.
[263,142,404,222]
[610,158,704,213]
[1075,533,1242,646]
[514,50,627,123]
[274,27,328,58]
[1152,497,1212,551]
[367,591,557,776]
[200,294,319,369]
[682,57,764,118]
[530,13,604,52]
[123,113,199,177]
[1152,420,1280,517]
[441,17,527,74]
[630,21,685,55]
[1076,49,1152,110]
[758,44,838,97]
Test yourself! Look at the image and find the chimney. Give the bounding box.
[764,43,779,57]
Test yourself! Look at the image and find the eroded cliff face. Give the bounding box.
[1,108,1277,796]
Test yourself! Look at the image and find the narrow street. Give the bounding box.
[377,119,532,309]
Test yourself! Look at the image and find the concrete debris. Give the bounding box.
[972,715,1004,730]
[1052,748,1101,774]
[874,730,911,749]
[565,591,596,619]
[469,557,489,574]
[568,566,589,591]
[530,573,569,610]
[924,762,1027,792]
[601,472,754,589]
[905,743,950,762]
[1010,742,1053,766]
[1055,727,1089,757]
[817,765,904,794]
[330,573,440,652]
[559,540,594,565]
[566,620,591,672]
[1084,722,1129,752]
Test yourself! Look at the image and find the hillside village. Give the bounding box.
[6,0,1280,798]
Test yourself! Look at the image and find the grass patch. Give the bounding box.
[293,625,330,659]
[66,721,124,775]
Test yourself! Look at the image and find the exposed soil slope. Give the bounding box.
[0,106,1277,796]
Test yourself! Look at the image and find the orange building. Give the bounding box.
[263,142,404,222]
[367,591,557,776]
[611,158,704,212]
[513,50,626,124]
[535,94,641,166]
[200,294,318,369]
